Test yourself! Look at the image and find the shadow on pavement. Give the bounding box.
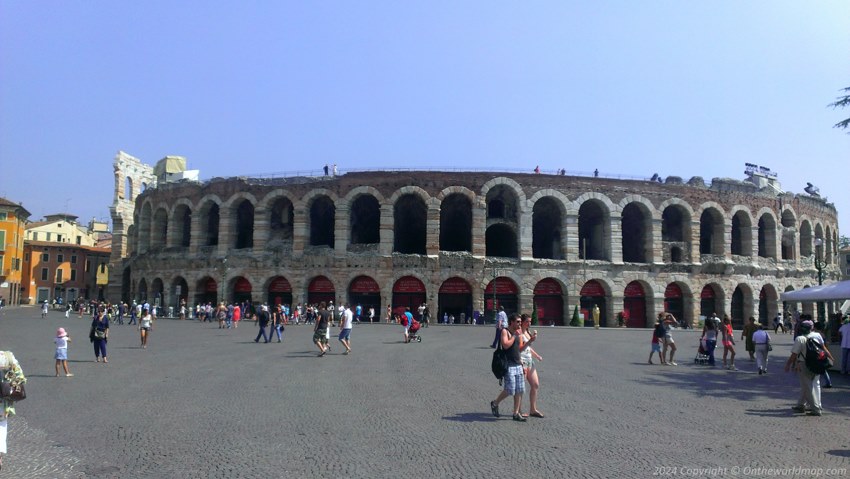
[442,412,498,423]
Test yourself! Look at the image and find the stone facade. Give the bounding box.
[112,169,841,327]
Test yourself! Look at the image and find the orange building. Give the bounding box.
[22,241,111,304]
[0,197,31,305]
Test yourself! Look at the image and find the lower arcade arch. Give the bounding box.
[438,277,473,324]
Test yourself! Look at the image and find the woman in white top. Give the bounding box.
[520,314,544,418]
[139,308,154,349]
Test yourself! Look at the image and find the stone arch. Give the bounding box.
[780,207,797,260]
[799,218,813,257]
[531,194,567,259]
[342,185,386,205]
[265,193,295,244]
[480,177,528,208]
[306,192,336,248]
[825,225,833,264]
[619,198,654,264]
[151,206,169,250]
[660,200,693,263]
[663,280,694,328]
[124,176,134,201]
[756,209,778,259]
[439,192,473,253]
[387,186,432,207]
[729,206,753,256]
[138,201,153,253]
[350,193,381,246]
[731,283,753,329]
[698,203,726,256]
[699,282,726,320]
[485,223,518,258]
[231,197,255,249]
[393,193,428,254]
[577,196,612,261]
[196,197,222,247]
[483,181,524,221]
[758,283,779,325]
[170,201,192,248]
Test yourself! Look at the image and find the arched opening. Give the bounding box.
[138,203,152,252]
[307,276,335,305]
[199,202,220,247]
[171,276,188,310]
[799,220,813,257]
[780,210,796,260]
[623,281,647,328]
[172,204,191,248]
[825,225,833,264]
[580,280,607,327]
[484,277,519,322]
[392,276,427,318]
[125,177,133,200]
[269,197,294,242]
[532,197,563,259]
[621,202,650,263]
[231,276,253,304]
[138,278,148,302]
[730,211,752,256]
[533,278,564,326]
[151,278,165,310]
[699,208,724,255]
[578,200,609,260]
[438,277,473,324]
[699,284,723,321]
[393,194,427,254]
[348,276,381,316]
[664,283,688,328]
[195,277,217,306]
[486,185,518,221]
[661,205,686,242]
[671,247,683,263]
[350,195,380,245]
[152,208,168,249]
[757,214,777,259]
[439,194,472,252]
[234,200,254,249]
[731,284,752,329]
[121,267,132,303]
[309,196,335,248]
[267,276,293,308]
[485,224,518,258]
[758,285,778,325]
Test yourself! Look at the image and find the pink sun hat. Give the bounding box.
[56,327,68,338]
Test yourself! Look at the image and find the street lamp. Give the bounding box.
[814,238,825,322]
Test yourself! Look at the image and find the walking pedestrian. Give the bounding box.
[314,302,331,356]
[270,305,284,343]
[254,305,271,343]
[54,328,73,377]
[785,320,831,416]
[649,319,665,365]
[490,314,535,422]
[659,313,678,365]
[753,324,771,375]
[490,306,508,348]
[701,313,720,367]
[814,322,833,388]
[0,351,26,472]
[520,314,544,418]
[721,315,737,370]
[339,304,353,354]
[139,307,154,349]
[41,301,49,318]
[741,317,758,361]
[89,308,109,363]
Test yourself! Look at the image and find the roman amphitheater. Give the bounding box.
[108,153,840,328]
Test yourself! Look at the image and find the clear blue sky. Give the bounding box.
[1,1,848,232]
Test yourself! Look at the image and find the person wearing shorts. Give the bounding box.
[660,313,678,366]
[338,304,353,354]
[490,314,535,422]
[313,302,331,356]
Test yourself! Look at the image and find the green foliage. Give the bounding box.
[829,87,850,131]
[570,305,582,327]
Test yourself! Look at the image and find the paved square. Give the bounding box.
[1,306,849,478]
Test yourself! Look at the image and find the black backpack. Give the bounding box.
[804,336,832,374]
[491,343,508,384]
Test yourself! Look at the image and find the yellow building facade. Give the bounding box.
[0,197,31,305]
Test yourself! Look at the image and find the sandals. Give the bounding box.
[490,401,500,418]
[512,413,527,422]
[529,411,545,418]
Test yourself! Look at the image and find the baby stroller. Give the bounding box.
[694,339,710,365]
[408,319,423,343]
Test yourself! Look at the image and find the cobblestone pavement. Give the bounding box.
[1,306,850,478]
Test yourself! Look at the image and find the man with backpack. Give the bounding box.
[784,320,833,416]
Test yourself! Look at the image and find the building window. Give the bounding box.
[55,269,63,282]
[0,230,5,251]
[57,254,64,263]
[70,269,77,281]
[46,232,51,241]
[41,268,48,281]
[0,257,3,273]
[24,253,29,261]
[76,235,82,245]
[85,260,90,272]
[57,234,63,243]
[0,212,7,221]
[71,255,77,264]
[32,232,38,241]
[42,252,49,262]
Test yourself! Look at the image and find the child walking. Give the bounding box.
[55,328,74,377]
[648,320,665,365]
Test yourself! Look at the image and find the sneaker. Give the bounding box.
[668,361,678,366]
[490,401,500,418]
[758,368,763,375]
[65,373,74,377]
[806,410,823,416]
[791,405,806,413]
[727,366,738,371]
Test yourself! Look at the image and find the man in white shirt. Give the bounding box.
[338,304,354,354]
[491,306,508,348]
[785,320,832,416]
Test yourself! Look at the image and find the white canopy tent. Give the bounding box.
[780,280,850,302]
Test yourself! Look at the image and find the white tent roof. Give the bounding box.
[780,280,850,302]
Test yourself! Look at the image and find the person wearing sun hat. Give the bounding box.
[54,328,73,377]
